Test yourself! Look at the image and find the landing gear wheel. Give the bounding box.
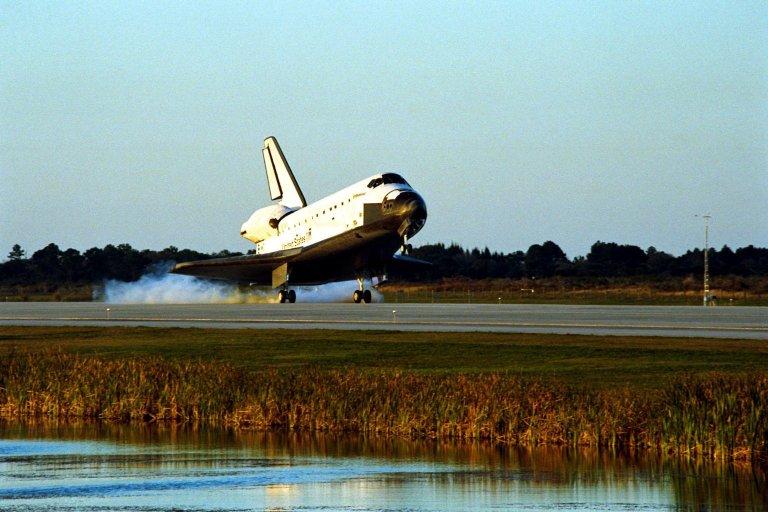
[363,290,372,303]
[353,290,363,303]
[278,290,287,303]
[287,289,296,303]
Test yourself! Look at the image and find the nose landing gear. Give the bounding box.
[400,235,413,255]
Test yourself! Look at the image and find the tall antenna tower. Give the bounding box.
[695,214,712,306]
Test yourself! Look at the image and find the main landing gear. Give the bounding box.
[353,277,372,303]
[353,289,372,303]
[277,289,296,303]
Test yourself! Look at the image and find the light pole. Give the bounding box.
[695,214,711,306]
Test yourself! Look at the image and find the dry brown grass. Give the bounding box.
[1,349,766,463]
[380,276,768,305]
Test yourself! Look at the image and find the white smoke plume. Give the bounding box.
[101,262,382,304]
[293,280,383,303]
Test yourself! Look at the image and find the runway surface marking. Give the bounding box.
[1,316,766,333]
[1,303,766,338]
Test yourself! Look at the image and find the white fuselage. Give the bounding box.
[241,174,416,255]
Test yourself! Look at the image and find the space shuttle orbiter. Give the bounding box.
[172,136,428,303]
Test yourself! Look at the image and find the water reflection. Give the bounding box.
[0,420,765,511]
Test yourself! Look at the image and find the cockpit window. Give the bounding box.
[382,173,408,185]
[367,173,409,188]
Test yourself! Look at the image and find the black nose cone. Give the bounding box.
[389,191,427,236]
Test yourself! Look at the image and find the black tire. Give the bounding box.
[353,290,362,303]
[278,290,287,303]
[363,289,372,303]
[288,289,296,303]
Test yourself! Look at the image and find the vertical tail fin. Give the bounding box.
[262,136,307,208]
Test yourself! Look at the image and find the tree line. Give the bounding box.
[411,241,768,279]
[1,244,220,285]
[1,241,767,286]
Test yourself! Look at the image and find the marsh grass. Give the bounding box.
[1,349,766,462]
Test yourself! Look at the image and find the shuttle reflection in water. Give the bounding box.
[0,424,765,511]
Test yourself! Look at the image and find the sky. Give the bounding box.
[2,1,766,260]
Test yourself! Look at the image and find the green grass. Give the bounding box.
[1,326,766,388]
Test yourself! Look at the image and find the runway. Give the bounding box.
[0,302,766,338]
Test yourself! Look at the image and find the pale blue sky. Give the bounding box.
[2,1,766,259]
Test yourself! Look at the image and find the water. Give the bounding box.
[0,423,765,511]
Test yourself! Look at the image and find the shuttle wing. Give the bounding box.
[171,248,302,284]
[171,242,431,286]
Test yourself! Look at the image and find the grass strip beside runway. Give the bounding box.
[1,326,766,388]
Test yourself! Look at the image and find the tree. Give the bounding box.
[646,246,675,275]
[673,248,703,276]
[7,244,25,261]
[31,243,64,281]
[586,241,647,276]
[711,245,737,275]
[735,245,768,275]
[503,251,525,278]
[60,248,86,282]
[525,241,568,277]
[83,246,109,280]
[1,245,30,283]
